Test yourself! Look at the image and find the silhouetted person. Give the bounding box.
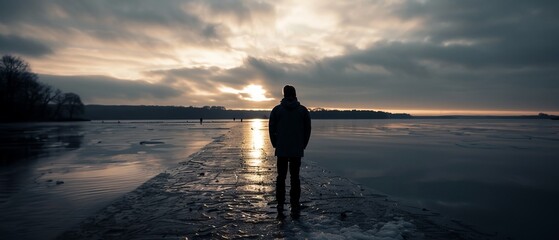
[269,85,311,218]
[200,117,203,125]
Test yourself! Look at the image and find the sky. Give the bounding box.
[1,0,558,115]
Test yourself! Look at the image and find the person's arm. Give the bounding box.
[303,108,311,149]
[268,107,277,148]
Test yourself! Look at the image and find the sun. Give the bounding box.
[219,84,274,102]
[243,84,273,102]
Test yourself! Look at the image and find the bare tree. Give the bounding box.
[0,55,84,121]
[62,93,84,120]
[52,90,67,120]
[38,86,60,118]
[1,55,39,120]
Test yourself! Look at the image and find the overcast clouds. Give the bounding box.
[1,0,558,114]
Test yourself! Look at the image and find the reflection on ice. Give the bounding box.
[248,119,265,160]
[0,120,231,240]
[238,119,267,187]
[238,120,270,199]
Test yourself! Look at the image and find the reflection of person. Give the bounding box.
[268,85,311,218]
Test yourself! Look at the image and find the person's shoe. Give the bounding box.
[276,211,286,220]
[277,203,284,213]
[290,204,301,219]
[276,204,286,219]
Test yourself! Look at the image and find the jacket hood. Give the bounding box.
[280,97,300,110]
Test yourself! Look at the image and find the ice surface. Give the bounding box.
[304,218,415,240]
[0,120,231,240]
[57,120,490,240]
[307,119,559,240]
[4,119,554,239]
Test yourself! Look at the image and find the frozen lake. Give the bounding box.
[306,119,559,240]
[1,119,558,240]
[0,120,232,240]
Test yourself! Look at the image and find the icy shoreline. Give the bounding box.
[58,122,497,239]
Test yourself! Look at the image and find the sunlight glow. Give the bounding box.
[219,84,274,102]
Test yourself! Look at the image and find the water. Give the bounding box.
[306,119,559,240]
[0,120,232,240]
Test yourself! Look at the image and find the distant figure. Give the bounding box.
[233,118,236,121]
[200,118,203,125]
[268,85,311,218]
[240,118,243,122]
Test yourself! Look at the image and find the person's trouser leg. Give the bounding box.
[276,157,288,209]
[289,157,301,207]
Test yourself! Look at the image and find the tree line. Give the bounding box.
[0,55,84,122]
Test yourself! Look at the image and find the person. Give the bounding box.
[268,85,311,218]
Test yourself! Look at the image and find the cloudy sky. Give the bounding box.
[1,0,558,115]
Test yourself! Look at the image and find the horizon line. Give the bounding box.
[84,104,558,116]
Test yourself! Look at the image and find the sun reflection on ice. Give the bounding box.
[240,119,269,191]
[249,119,265,160]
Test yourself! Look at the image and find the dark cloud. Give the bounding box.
[0,0,275,51]
[150,47,559,111]
[0,1,219,50]
[303,43,559,110]
[395,0,559,67]
[40,75,182,103]
[2,0,558,112]
[0,34,53,56]
[241,0,558,111]
[0,0,47,23]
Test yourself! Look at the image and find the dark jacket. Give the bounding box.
[268,97,311,157]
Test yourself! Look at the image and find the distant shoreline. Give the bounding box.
[83,104,411,120]
[411,115,558,120]
[80,105,557,121]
